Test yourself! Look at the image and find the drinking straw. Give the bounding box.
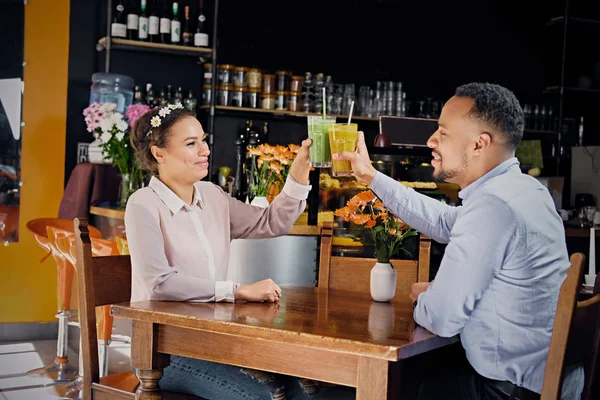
[347,100,355,124]
[322,87,327,119]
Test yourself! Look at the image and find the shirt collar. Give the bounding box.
[149,176,204,214]
[458,157,520,201]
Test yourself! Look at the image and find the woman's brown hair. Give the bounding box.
[130,107,196,175]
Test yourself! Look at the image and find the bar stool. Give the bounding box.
[52,231,123,399]
[25,218,102,382]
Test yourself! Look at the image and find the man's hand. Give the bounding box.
[410,282,432,303]
[288,139,312,185]
[332,131,378,185]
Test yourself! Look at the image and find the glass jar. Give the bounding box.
[233,66,248,88]
[203,63,213,85]
[231,86,245,107]
[262,74,275,95]
[275,70,290,91]
[217,64,234,86]
[261,94,275,110]
[245,88,261,109]
[288,91,301,112]
[275,90,288,110]
[247,68,262,89]
[202,83,212,106]
[290,75,303,93]
[217,84,232,106]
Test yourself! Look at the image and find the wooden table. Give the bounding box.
[112,286,457,400]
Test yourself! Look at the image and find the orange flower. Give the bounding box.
[288,144,300,154]
[349,213,371,225]
[270,161,284,174]
[334,207,351,221]
[260,154,275,163]
[365,218,377,229]
[348,190,377,210]
[394,217,407,230]
[388,228,397,235]
[262,144,277,154]
[247,147,262,156]
[373,200,385,211]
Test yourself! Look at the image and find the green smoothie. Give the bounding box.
[307,115,336,167]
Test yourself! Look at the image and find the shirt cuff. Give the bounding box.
[282,175,311,201]
[214,281,239,303]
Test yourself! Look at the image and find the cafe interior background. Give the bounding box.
[0,0,599,397]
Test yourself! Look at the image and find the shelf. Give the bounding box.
[97,37,213,58]
[543,86,600,95]
[547,16,600,26]
[200,105,380,121]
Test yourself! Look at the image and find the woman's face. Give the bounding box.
[155,117,210,184]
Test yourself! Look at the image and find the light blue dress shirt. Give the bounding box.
[370,157,583,397]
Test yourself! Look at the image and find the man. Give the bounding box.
[334,83,583,399]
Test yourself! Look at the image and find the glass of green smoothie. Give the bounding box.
[307,115,336,168]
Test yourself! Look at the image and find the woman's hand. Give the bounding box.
[288,139,312,185]
[235,279,282,303]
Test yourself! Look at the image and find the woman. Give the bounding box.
[126,103,317,399]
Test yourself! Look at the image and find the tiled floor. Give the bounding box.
[0,323,132,399]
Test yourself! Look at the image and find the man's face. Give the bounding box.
[427,96,480,184]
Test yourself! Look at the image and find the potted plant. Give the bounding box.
[334,190,418,302]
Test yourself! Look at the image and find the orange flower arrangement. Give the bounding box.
[247,144,299,197]
[334,190,418,263]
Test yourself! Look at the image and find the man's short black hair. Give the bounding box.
[455,82,524,150]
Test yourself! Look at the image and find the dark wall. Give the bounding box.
[65,0,594,183]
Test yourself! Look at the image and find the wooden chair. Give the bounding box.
[318,221,431,298]
[542,253,600,400]
[74,217,204,400]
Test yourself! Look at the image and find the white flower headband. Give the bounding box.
[146,103,184,138]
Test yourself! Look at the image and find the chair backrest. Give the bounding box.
[318,221,431,297]
[542,253,600,400]
[74,217,132,399]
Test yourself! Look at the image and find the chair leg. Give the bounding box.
[99,340,110,378]
[27,255,78,382]
[26,310,78,382]
[53,337,84,399]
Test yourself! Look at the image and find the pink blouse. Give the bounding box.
[125,175,311,303]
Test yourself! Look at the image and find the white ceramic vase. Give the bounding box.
[370,262,397,302]
[250,196,269,208]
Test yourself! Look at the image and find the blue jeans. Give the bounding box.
[160,355,319,400]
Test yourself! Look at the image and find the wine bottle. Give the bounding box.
[234,133,248,202]
[138,0,149,41]
[148,0,159,42]
[111,1,127,38]
[182,5,192,46]
[126,0,139,40]
[170,2,181,44]
[194,0,209,47]
[159,0,171,43]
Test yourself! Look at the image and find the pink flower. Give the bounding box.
[126,104,151,128]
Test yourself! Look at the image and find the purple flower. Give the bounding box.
[126,104,151,128]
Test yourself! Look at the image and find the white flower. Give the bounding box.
[111,112,123,124]
[151,116,161,127]
[158,107,171,117]
[99,118,114,133]
[115,131,125,141]
[116,120,128,132]
[100,131,112,144]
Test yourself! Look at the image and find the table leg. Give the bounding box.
[356,357,400,400]
[130,321,170,400]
